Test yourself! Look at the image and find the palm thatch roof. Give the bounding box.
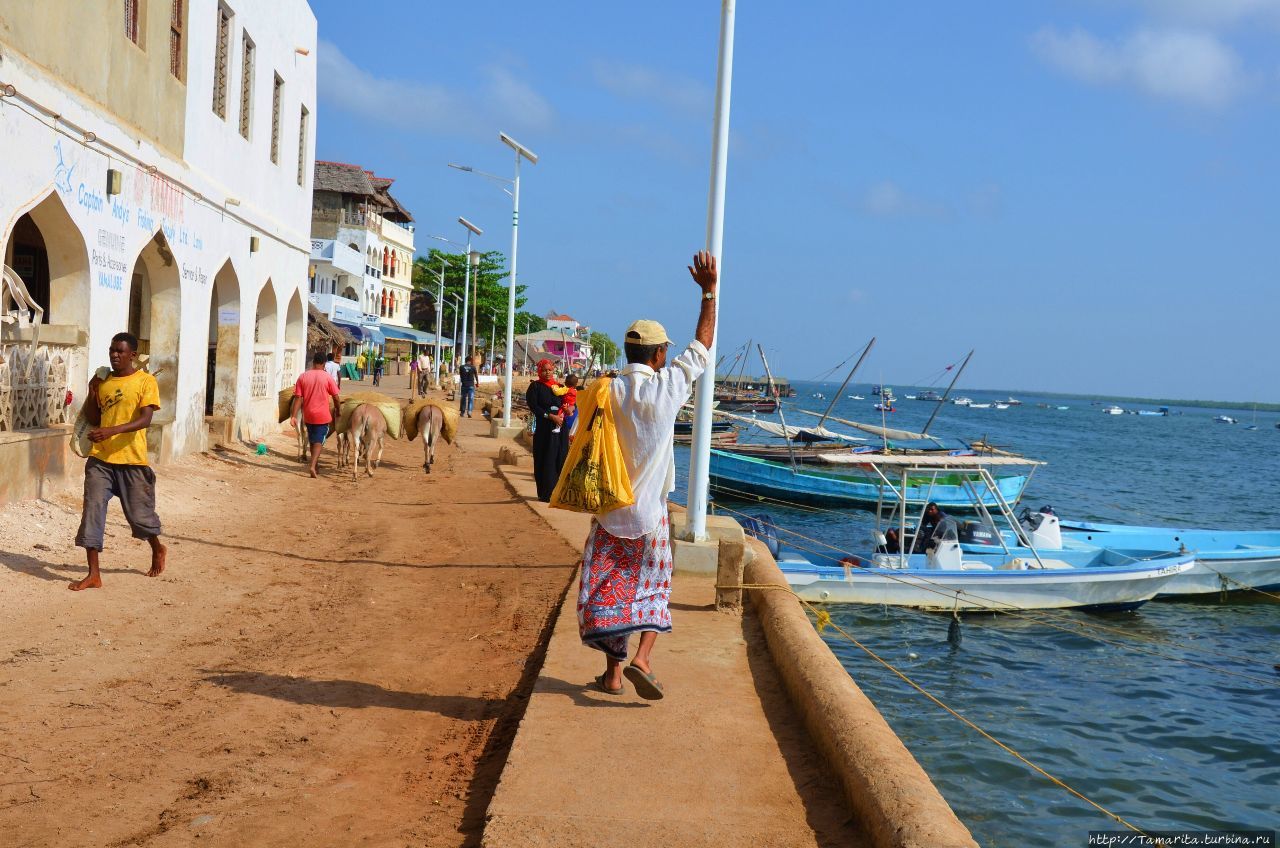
[308,302,354,350]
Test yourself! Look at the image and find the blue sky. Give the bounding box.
[308,0,1279,400]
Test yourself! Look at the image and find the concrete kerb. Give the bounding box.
[743,536,979,848]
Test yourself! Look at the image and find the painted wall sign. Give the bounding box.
[218,308,240,325]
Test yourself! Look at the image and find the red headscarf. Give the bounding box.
[536,359,558,387]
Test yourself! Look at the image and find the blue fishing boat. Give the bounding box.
[1057,520,1280,596]
[709,449,1034,511]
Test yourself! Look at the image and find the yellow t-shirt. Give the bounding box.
[90,370,161,466]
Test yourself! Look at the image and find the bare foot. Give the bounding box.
[308,468,318,478]
[147,542,168,577]
[69,574,102,591]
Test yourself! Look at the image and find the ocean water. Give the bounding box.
[674,382,1280,845]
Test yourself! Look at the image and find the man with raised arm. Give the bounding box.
[576,250,718,700]
[71,332,166,591]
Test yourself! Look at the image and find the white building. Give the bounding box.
[309,161,437,364]
[0,0,317,504]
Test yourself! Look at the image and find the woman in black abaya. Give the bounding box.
[526,359,570,502]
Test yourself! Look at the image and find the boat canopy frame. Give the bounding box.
[852,455,1047,569]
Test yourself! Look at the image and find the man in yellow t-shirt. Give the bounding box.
[71,332,167,591]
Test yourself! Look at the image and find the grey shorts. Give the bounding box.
[75,458,163,551]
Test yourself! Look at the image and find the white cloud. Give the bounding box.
[316,40,554,137]
[1031,26,1244,107]
[861,181,947,219]
[591,60,711,116]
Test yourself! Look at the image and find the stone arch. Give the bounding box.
[125,230,181,421]
[204,259,240,416]
[250,280,278,400]
[284,288,305,382]
[2,189,91,329]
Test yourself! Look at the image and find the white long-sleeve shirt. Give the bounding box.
[597,340,709,539]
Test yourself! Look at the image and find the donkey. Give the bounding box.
[348,403,386,480]
[412,403,445,474]
[292,404,308,462]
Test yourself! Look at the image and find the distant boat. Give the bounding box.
[1056,406,1070,410]
[994,403,1010,410]
[848,394,864,400]
[953,397,973,406]
[969,403,992,409]
[1003,397,1023,406]
[1101,405,1124,415]
[904,394,917,400]
[813,392,825,399]
[916,390,943,402]
[1214,415,1237,424]
[1137,410,1165,416]
[873,402,895,412]
[1245,402,1258,430]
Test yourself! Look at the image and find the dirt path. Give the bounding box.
[0,399,577,847]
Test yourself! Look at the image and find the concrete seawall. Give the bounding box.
[743,536,978,848]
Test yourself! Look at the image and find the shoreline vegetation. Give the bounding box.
[795,380,1278,413]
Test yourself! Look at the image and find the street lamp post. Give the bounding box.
[457,217,483,367]
[448,293,461,371]
[449,131,539,432]
[490,308,499,371]
[685,0,737,541]
[434,256,449,387]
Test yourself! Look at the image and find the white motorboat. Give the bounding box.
[1102,405,1125,415]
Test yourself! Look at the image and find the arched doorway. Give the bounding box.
[250,281,278,400]
[283,289,304,383]
[205,260,240,416]
[125,232,181,421]
[1,190,90,429]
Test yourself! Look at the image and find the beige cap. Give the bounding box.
[625,319,671,346]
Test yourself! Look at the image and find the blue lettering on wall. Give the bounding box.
[110,201,130,225]
[137,209,155,232]
[97,271,123,290]
[77,183,105,214]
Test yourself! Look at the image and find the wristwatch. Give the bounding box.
[703,291,716,301]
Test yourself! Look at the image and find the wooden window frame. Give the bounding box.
[168,0,185,80]
[297,105,309,186]
[239,34,255,140]
[212,3,231,118]
[270,73,284,164]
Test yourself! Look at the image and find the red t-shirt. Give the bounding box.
[295,369,340,425]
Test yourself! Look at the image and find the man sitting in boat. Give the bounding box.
[912,502,957,554]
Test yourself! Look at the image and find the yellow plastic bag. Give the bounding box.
[550,378,635,515]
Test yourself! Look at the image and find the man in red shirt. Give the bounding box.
[290,351,341,478]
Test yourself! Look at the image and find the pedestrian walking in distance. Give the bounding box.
[324,351,342,388]
[71,332,167,591]
[577,250,717,699]
[290,350,342,478]
[458,354,479,417]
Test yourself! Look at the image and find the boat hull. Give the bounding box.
[777,554,1193,610]
[709,449,1028,511]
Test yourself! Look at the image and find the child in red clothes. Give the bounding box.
[551,374,579,434]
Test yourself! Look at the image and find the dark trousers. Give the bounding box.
[75,458,163,551]
[459,386,475,415]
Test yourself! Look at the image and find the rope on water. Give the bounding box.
[720,580,1155,839]
[724,506,1280,686]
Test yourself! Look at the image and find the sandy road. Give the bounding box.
[0,398,577,847]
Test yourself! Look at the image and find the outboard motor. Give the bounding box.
[740,513,780,559]
[1019,506,1062,550]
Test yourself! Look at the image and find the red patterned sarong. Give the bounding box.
[577,515,673,660]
